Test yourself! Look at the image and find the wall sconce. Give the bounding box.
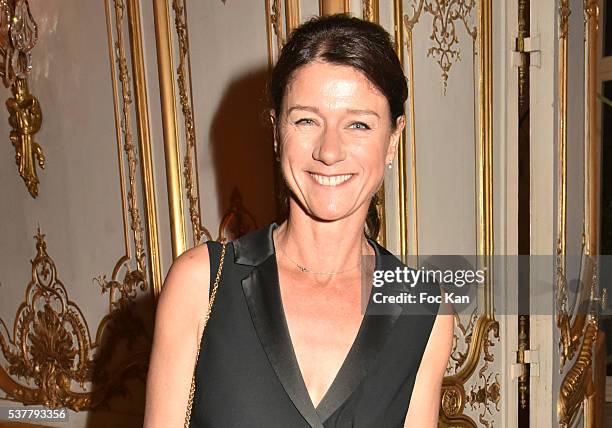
[0,0,43,198]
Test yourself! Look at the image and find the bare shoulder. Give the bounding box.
[144,242,212,427]
[156,242,212,320]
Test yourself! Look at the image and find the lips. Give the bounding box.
[308,172,355,186]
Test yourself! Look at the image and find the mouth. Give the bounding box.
[308,172,356,187]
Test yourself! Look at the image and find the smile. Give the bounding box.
[308,172,355,186]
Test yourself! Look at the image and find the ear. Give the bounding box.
[385,115,406,165]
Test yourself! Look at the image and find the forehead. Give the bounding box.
[284,62,388,111]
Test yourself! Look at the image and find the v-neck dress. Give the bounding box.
[189,223,440,428]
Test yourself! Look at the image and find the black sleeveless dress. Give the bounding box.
[189,223,440,428]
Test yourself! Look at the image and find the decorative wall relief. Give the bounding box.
[362,0,378,23]
[266,0,285,68]
[0,0,162,410]
[404,0,477,93]
[171,0,212,245]
[555,1,603,426]
[0,229,150,410]
[0,0,43,198]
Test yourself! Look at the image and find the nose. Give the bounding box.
[312,125,346,165]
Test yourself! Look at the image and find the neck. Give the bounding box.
[273,203,375,276]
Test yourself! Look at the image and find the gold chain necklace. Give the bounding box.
[278,243,363,275]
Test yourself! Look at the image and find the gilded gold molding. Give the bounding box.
[440,316,499,427]
[124,0,163,295]
[171,0,213,246]
[0,0,161,406]
[319,0,348,15]
[360,1,385,245]
[558,316,598,427]
[403,0,426,259]
[286,0,300,35]
[556,1,601,425]
[153,0,187,259]
[399,0,478,255]
[447,308,478,373]
[265,0,284,69]
[362,0,379,23]
[439,1,497,424]
[393,0,409,258]
[7,78,43,198]
[0,229,149,410]
[110,0,147,275]
[0,0,43,198]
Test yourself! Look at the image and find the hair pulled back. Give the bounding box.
[268,14,408,240]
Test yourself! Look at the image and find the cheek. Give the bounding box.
[354,136,389,167]
[279,131,317,164]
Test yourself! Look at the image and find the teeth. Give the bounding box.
[309,173,353,186]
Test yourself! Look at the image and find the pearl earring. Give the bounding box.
[387,163,392,170]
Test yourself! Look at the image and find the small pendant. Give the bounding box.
[298,265,309,272]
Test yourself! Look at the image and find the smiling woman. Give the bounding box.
[144,14,453,428]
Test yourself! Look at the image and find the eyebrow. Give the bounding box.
[286,105,380,118]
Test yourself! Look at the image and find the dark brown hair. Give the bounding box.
[269,14,408,240]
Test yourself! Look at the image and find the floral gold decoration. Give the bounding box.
[403,0,477,93]
[0,229,149,410]
[0,0,43,198]
[558,315,598,427]
[439,1,498,425]
[362,0,378,23]
[441,316,499,427]
[171,0,213,245]
[265,0,284,70]
[0,0,163,409]
[447,307,479,374]
[555,0,602,426]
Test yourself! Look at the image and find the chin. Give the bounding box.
[304,200,358,222]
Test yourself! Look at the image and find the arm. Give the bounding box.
[144,243,211,428]
[403,301,454,427]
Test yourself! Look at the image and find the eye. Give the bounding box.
[294,118,317,126]
[349,121,371,130]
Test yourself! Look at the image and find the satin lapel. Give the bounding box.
[235,223,403,425]
[241,251,323,428]
[315,239,403,422]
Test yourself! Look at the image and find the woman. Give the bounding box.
[145,15,453,427]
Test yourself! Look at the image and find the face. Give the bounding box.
[272,61,404,222]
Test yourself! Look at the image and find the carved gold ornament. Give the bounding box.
[171,0,212,245]
[438,0,498,425]
[558,315,598,427]
[440,316,499,427]
[265,0,285,69]
[362,0,378,23]
[447,307,479,374]
[555,0,603,426]
[404,0,477,93]
[0,0,43,197]
[0,229,149,410]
